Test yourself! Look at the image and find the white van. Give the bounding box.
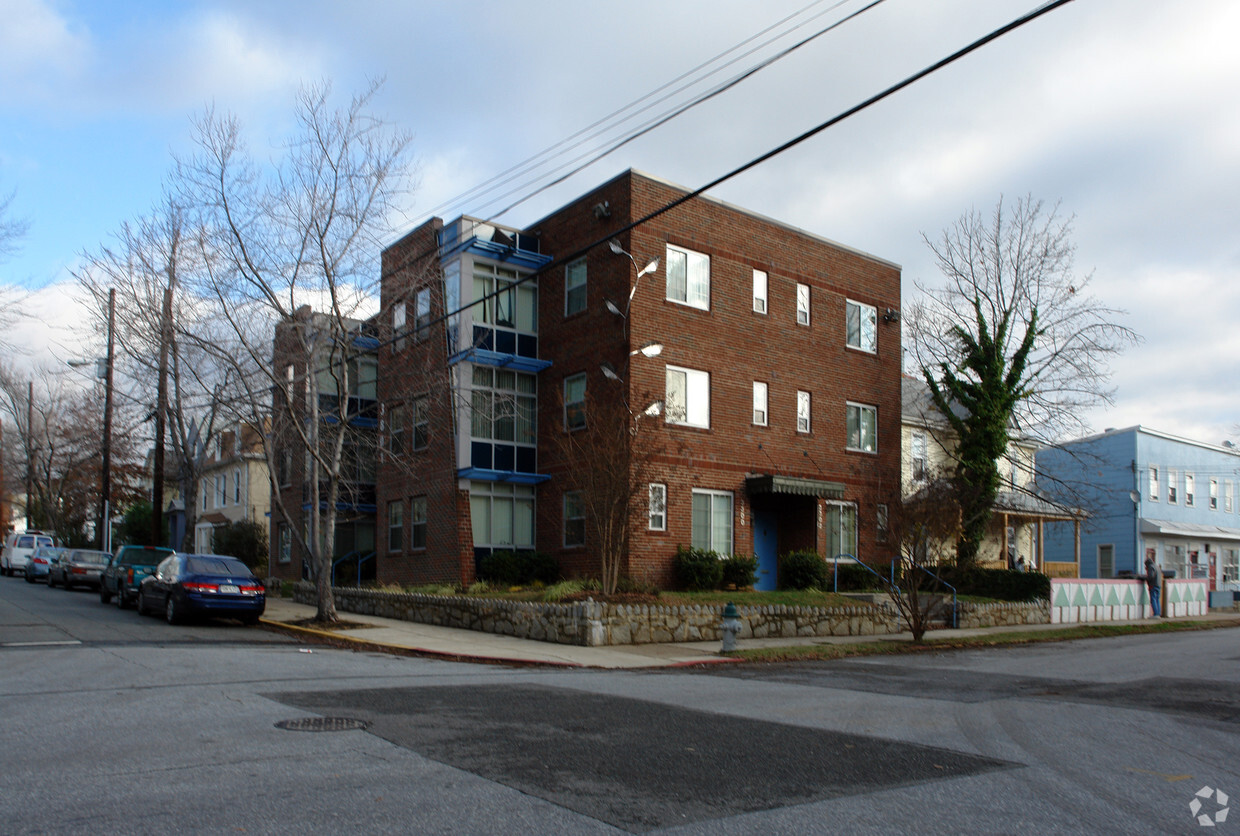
[1,531,56,577]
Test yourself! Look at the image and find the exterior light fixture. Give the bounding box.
[600,362,622,382]
[632,342,663,358]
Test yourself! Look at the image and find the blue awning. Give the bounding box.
[457,467,550,485]
[448,348,552,374]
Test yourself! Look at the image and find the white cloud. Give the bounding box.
[0,0,92,103]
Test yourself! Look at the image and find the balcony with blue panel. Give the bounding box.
[439,217,552,271]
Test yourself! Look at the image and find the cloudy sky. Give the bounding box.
[1,0,1236,444]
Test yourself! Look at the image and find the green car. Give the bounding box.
[100,545,176,608]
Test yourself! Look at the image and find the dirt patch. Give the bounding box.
[286,617,374,631]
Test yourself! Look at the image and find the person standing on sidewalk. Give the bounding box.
[1143,556,1162,617]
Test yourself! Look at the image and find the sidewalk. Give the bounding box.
[259,597,1240,669]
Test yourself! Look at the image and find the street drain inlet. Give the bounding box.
[276,717,370,733]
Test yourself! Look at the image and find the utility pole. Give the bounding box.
[151,285,171,547]
[101,289,115,552]
[25,380,32,530]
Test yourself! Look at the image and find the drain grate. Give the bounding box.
[275,716,370,733]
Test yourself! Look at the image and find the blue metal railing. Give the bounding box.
[830,553,957,629]
[331,550,376,587]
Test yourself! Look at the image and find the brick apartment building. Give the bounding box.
[369,169,903,589]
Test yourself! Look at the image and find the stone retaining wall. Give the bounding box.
[956,600,1050,629]
[292,584,906,646]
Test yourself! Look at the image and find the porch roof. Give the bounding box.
[1140,518,1240,542]
[992,489,1080,521]
[745,474,845,499]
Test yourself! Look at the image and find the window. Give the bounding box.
[1168,469,1179,504]
[388,404,406,455]
[1210,479,1218,510]
[234,470,241,504]
[563,491,585,547]
[752,382,768,426]
[1186,473,1195,507]
[411,496,427,550]
[1149,466,1159,501]
[846,300,877,352]
[564,373,586,430]
[393,302,406,350]
[824,502,857,559]
[387,500,403,552]
[472,262,537,335]
[691,489,733,554]
[414,287,432,340]
[1227,481,1234,514]
[202,480,209,511]
[753,269,767,314]
[1098,544,1114,578]
[911,430,928,482]
[846,402,877,452]
[472,366,537,443]
[565,258,587,316]
[796,283,810,326]
[217,475,226,507]
[278,448,292,488]
[877,503,889,543]
[413,397,429,449]
[469,481,535,549]
[666,365,710,428]
[666,244,710,310]
[277,524,291,564]
[648,484,667,531]
[797,390,811,433]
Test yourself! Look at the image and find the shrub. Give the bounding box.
[929,567,1050,601]
[721,554,757,589]
[674,545,724,591]
[477,550,560,586]
[832,562,883,591]
[779,550,828,590]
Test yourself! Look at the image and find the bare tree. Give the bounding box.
[0,187,32,351]
[75,198,240,549]
[906,195,1139,569]
[175,80,412,622]
[878,476,962,642]
[547,385,665,595]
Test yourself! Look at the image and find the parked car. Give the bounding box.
[25,546,67,583]
[1,531,56,577]
[99,545,175,608]
[137,553,265,625]
[48,549,111,590]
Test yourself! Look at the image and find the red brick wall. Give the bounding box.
[534,170,902,587]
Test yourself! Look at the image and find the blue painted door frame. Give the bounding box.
[754,509,778,591]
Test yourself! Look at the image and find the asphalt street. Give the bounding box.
[3,574,1238,834]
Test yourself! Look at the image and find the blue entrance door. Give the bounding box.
[754,510,778,591]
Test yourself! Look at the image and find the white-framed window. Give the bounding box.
[216,475,226,507]
[277,523,291,564]
[753,269,768,314]
[414,286,432,339]
[796,283,810,326]
[388,403,406,455]
[876,503,889,544]
[411,496,427,550]
[691,489,732,554]
[911,430,928,482]
[413,396,429,450]
[1186,473,1195,507]
[563,491,585,547]
[1097,544,1114,578]
[565,257,587,317]
[284,363,295,398]
[648,483,667,531]
[472,366,537,444]
[234,470,241,504]
[752,382,768,426]
[393,302,407,350]
[666,365,710,428]
[202,480,209,511]
[1149,466,1159,501]
[469,481,535,550]
[1210,479,1218,510]
[846,299,877,352]
[564,373,586,430]
[1168,469,1179,504]
[846,402,877,452]
[1226,481,1234,514]
[825,502,857,560]
[387,500,403,552]
[797,390,811,433]
[666,244,710,310]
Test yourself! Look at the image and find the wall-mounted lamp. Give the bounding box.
[883,308,900,323]
[593,201,611,219]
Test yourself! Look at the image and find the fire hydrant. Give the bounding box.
[720,601,742,652]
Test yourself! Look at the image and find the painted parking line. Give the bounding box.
[1,640,83,647]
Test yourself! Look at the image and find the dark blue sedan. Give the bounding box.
[136,553,265,625]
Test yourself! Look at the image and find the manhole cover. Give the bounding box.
[275,717,370,733]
